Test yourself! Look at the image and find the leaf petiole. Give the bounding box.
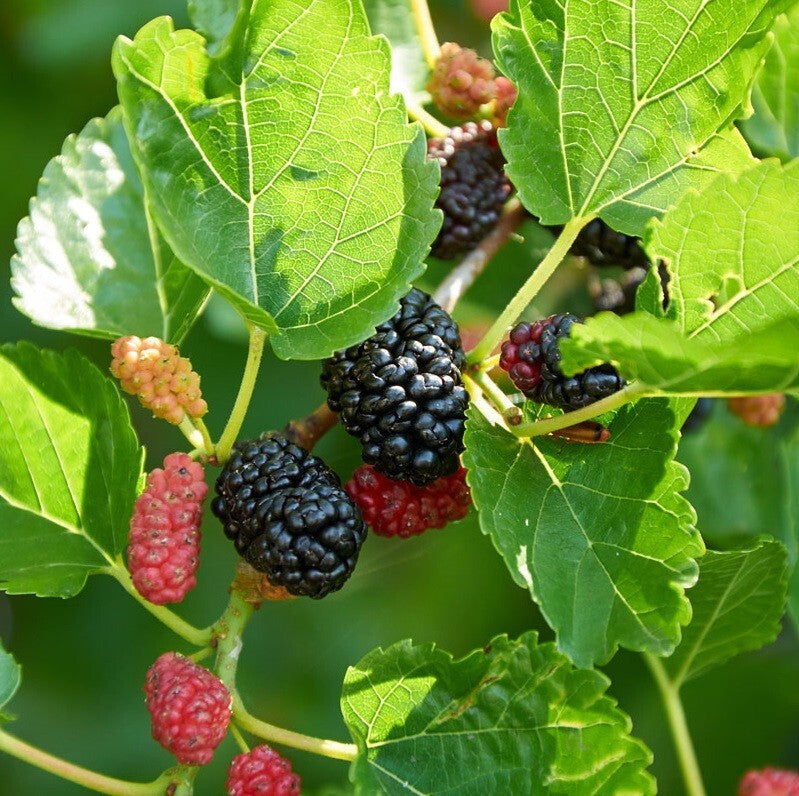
[215,323,266,464]
[409,0,440,69]
[643,653,707,796]
[406,102,449,137]
[0,729,175,796]
[467,215,589,365]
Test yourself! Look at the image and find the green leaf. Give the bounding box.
[113,2,440,360]
[187,0,245,54]
[363,0,429,105]
[11,108,209,343]
[492,0,776,234]
[0,344,144,598]
[661,540,788,687]
[560,161,799,394]
[679,399,799,630]
[0,643,20,713]
[462,400,702,668]
[342,631,654,795]
[740,7,799,160]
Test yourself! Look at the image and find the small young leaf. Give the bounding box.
[113,1,440,360]
[492,0,775,234]
[11,108,209,343]
[560,161,799,394]
[740,7,799,160]
[463,400,703,668]
[342,632,655,795]
[0,344,143,598]
[662,541,788,688]
[0,643,21,712]
[363,0,429,104]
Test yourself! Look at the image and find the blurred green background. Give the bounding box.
[0,1,797,793]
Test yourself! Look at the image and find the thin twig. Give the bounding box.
[283,403,338,452]
[433,198,527,313]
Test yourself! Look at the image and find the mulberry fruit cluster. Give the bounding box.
[321,288,468,486]
[127,453,207,605]
[144,652,231,766]
[500,314,625,410]
[727,394,785,428]
[212,434,366,598]
[226,745,301,795]
[427,42,496,119]
[111,336,207,424]
[346,465,471,538]
[428,121,512,259]
[549,218,649,271]
[739,767,799,795]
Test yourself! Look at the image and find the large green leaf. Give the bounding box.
[492,0,775,235]
[661,541,788,687]
[560,161,799,393]
[342,632,655,795]
[187,0,245,54]
[463,400,702,668]
[0,344,144,598]
[11,108,209,343]
[113,1,440,360]
[740,7,799,159]
[363,0,429,105]
[679,399,799,629]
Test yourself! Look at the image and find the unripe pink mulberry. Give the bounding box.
[727,394,786,428]
[226,744,301,795]
[128,453,207,605]
[491,75,517,127]
[110,336,208,425]
[427,42,497,119]
[144,652,231,766]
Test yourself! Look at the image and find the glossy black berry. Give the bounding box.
[211,433,365,598]
[428,121,512,259]
[547,218,649,270]
[321,289,468,486]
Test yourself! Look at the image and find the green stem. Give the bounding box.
[229,722,251,755]
[212,590,255,692]
[465,371,522,426]
[178,416,204,452]
[106,565,212,648]
[216,324,266,464]
[509,383,647,438]
[409,0,440,68]
[467,216,589,365]
[0,729,174,796]
[232,697,358,762]
[407,102,449,137]
[643,653,707,796]
[193,417,215,458]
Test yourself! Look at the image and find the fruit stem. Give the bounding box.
[643,653,707,796]
[192,417,215,457]
[232,696,358,762]
[105,565,212,648]
[216,323,266,464]
[433,198,528,313]
[178,416,205,452]
[229,722,251,755]
[212,589,255,693]
[0,728,175,796]
[465,371,522,425]
[509,382,647,438]
[409,0,440,69]
[467,215,589,364]
[407,102,449,138]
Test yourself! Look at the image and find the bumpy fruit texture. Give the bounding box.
[346,465,471,538]
[128,453,207,605]
[491,76,517,127]
[428,121,513,259]
[546,218,649,271]
[144,652,231,766]
[321,288,468,486]
[589,266,648,315]
[739,767,799,795]
[111,336,207,424]
[212,434,366,599]
[500,314,625,410]
[427,42,497,119]
[727,394,786,428]
[226,744,301,796]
